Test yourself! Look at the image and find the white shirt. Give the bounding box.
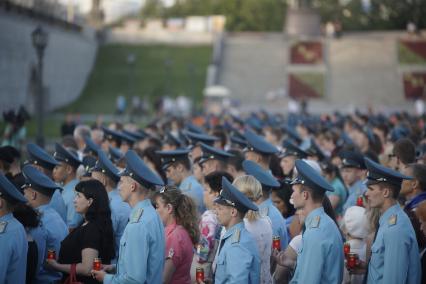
[244,216,273,284]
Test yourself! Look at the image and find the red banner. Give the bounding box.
[403,72,426,99]
[289,74,323,98]
[290,41,323,64]
[400,40,426,61]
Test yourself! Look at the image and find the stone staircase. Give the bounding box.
[218,32,418,113]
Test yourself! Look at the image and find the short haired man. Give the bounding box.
[157,149,205,213]
[26,143,67,222]
[389,138,416,172]
[52,143,83,229]
[91,150,131,262]
[243,129,278,171]
[22,165,68,283]
[364,158,421,283]
[213,177,260,283]
[92,150,165,283]
[199,143,233,177]
[290,160,344,283]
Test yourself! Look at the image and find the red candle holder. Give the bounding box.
[346,253,359,269]
[272,236,281,251]
[356,196,364,207]
[93,258,102,271]
[47,249,56,260]
[343,242,350,258]
[196,267,204,283]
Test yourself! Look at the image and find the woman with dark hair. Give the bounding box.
[46,179,115,284]
[321,160,348,218]
[154,186,200,284]
[13,203,45,284]
[271,182,296,238]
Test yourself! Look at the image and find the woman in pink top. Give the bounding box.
[154,186,200,284]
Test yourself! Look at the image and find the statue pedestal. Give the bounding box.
[285,8,321,37]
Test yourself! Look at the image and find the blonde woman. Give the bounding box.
[233,175,273,284]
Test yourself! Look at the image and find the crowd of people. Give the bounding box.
[0,109,426,284]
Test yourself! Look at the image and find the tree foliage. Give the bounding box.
[140,0,426,31]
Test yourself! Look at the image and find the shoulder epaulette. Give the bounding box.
[231,228,241,244]
[388,214,397,226]
[0,221,8,234]
[310,215,321,228]
[130,208,144,223]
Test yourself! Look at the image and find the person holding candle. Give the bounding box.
[91,150,165,283]
[288,160,343,283]
[212,177,260,284]
[341,206,369,284]
[46,179,115,284]
[232,174,273,284]
[153,186,199,284]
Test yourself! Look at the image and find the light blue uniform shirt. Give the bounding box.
[49,189,67,222]
[35,204,68,283]
[214,222,260,284]
[61,178,83,229]
[259,198,288,248]
[367,204,421,284]
[28,225,47,283]
[291,207,344,284]
[104,199,165,284]
[179,175,206,214]
[342,179,366,213]
[0,213,28,284]
[108,189,131,263]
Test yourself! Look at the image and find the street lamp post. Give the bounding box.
[32,26,48,147]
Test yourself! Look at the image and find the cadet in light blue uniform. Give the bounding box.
[91,150,130,262]
[0,173,28,284]
[157,149,206,213]
[22,165,68,283]
[214,177,260,284]
[290,160,344,284]
[340,150,368,213]
[364,158,421,284]
[184,130,218,162]
[198,142,234,176]
[26,143,67,222]
[92,150,165,283]
[52,143,83,229]
[243,159,289,248]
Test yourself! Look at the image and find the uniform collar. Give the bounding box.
[180,175,193,185]
[63,178,79,190]
[108,189,119,197]
[37,203,51,212]
[305,207,324,227]
[133,199,152,210]
[223,221,244,240]
[379,203,400,227]
[0,213,13,222]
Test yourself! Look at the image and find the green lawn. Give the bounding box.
[61,44,212,114]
